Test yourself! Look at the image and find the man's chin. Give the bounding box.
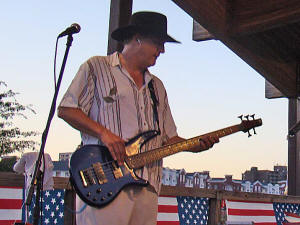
[150,59,157,66]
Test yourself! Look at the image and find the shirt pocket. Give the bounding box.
[102,93,121,111]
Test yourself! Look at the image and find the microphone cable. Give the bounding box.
[54,37,59,90]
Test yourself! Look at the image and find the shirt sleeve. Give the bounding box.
[58,60,95,115]
[13,157,26,174]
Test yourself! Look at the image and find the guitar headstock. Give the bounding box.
[238,114,262,137]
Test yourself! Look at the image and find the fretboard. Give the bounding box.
[125,123,242,169]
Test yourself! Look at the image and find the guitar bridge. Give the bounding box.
[92,162,108,184]
[112,162,123,179]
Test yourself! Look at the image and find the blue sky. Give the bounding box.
[1,1,288,178]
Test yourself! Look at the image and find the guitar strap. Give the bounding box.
[148,79,161,135]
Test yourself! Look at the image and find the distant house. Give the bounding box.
[175,168,210,189]
[162,166,287,195]
[242,165,287,184]
[241,180,286,195]
[162,167,177,186]
[208,175,242,192]
[59,152,72,162]
[53,160,69,177]
[52,152,73,177]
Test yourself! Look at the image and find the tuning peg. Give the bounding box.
[238,115,243,121]
[247,130,252,137]
[244,115,252,137]
[250,114,257,134]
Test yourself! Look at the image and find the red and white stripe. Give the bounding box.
[285,212,300,224]
[0,186,23,225]
[157,196,179,225]
[226,199,277,225]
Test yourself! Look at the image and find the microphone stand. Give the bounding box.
[25,34,74,225]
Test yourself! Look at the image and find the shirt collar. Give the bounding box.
[109,52,154,86]
[109,52,121,67]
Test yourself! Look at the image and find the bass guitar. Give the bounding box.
[69,115,262,208]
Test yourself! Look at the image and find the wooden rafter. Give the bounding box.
[231,0,300,36]
[172,0,298,97]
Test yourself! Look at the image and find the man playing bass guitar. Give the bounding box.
[58,11,219,225]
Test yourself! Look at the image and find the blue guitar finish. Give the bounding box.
[69,130,159,208]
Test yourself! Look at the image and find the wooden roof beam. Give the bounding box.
[171,0,232,38]
[172,0,298,97]
[230,0,300,36]
[107,0,133,54]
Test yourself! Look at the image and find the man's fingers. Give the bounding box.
[115,142,126,166]
[199,139,209,149]
[108,144,118,162]
[199,136,219,149]
[108,142,126,166]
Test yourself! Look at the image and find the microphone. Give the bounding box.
[58,23,81,38]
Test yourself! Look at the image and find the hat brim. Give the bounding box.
[111,25,180,43]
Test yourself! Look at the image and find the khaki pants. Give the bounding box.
[76,185,158,225]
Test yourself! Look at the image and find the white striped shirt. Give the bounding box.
[59,52,177,192]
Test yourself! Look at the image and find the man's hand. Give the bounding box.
[99,129,126,166]
[189,136,219,152]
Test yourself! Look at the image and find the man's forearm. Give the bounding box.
[57,106,126,165]
[57,106,104,140]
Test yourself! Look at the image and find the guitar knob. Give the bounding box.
[101,197,106,201]
[96,188,102,193]
[107,191,113,197]
[93,197,97,201]
[86,192,91,197]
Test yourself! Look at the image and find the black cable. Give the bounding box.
[54,37,59,90]
[39,155,45,224]
[36,35,59,224]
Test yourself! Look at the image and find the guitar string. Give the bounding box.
[76,123,260,187]
[80,134,214,175]
[80,129,238,179]
[78,128,252,186]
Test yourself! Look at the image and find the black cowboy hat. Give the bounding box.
[111,11,180,43]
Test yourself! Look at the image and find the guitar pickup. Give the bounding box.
[79,170,88,187]
[112,162,123,179]
[92,162,108,184]
[80,168,96,187]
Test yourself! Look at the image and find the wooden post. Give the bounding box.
[288,98,300,195]
[208,191,222,225]
[107,0,133,54]
[64,189,76,225]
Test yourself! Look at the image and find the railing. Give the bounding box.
[1,172,300,225]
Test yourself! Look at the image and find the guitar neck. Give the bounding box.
[126,123,243,169]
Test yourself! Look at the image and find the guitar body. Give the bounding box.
[69,130,159,208]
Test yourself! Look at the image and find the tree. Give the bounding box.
[0,81,39,157]
[0,156,18,172]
